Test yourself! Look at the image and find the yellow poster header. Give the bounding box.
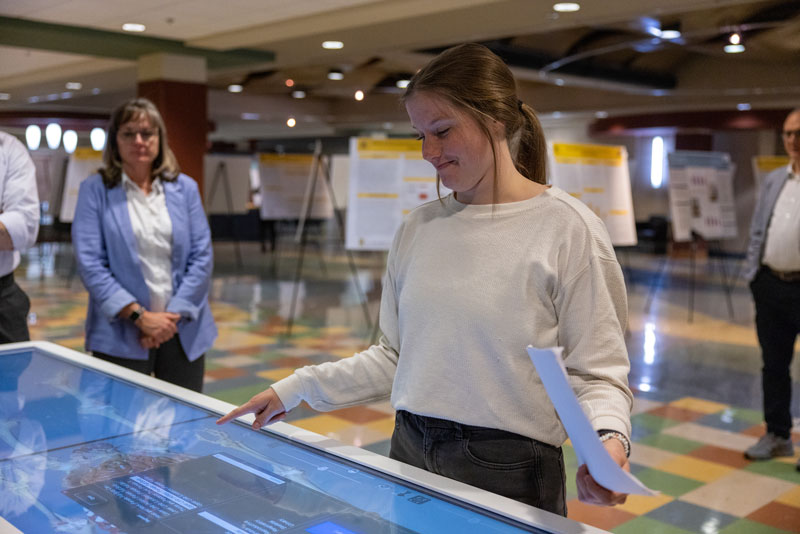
[552,143,624,166]
[259,153,314,164]
[754,155,790,172]
[73,147,102,160]
[356,137,422,153]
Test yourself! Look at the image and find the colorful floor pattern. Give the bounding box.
[16,241,800,533]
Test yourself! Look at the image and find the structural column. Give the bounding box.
[137,53,207,195]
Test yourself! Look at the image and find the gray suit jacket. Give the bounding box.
[744,165,794,281]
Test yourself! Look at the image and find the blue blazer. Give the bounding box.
[72,173,217,361]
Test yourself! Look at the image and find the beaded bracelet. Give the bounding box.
[598,430,631,458]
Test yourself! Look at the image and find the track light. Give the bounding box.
[26,125,41,151]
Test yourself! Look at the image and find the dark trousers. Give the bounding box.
[93,335,205,392]
[0,273,30,343]
[390,410,567,516]
[751,268,800,438]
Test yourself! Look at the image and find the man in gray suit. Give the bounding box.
[744,108,800,468]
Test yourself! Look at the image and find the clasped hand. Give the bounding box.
[137,311,180,349]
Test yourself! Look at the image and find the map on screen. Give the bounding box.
[0,348,546,534]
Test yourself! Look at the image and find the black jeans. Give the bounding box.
[390,410,567,516]
[751,267,800,438]
[0,273,30,343]
[93,335,205,392]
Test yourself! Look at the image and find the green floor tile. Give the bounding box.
[612,516,694,534]
[632,468,705,497]
[719,519,794,534]
[726,407,764,425]
[206,383,275,406]
[632,412,682,432]
[636,434,704,455]
[744,459,800,483]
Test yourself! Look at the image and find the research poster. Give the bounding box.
[345,138,447,251]
[667,151,737,242]
[59,147,103,223]
[203,154,253,214]
[548,142,637,246]
[258,153,333,220]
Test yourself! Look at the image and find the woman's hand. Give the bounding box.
[216,388,287,429]
[576,437,629,506]
[136,311,180,346]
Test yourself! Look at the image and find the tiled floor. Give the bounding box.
[17,238,800,533]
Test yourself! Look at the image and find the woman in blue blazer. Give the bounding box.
[72,98,217,391]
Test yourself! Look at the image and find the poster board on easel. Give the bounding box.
[258,153,333,220]
[548,142,637,246]
[59,147,103,223]
[667,151,737,242]
[203,154,252,214]
[345,137,448,251]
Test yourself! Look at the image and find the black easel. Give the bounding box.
[206,160,243,268]
[286,140,374,337]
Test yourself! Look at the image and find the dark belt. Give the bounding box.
[765,265,800,283]
[0,272,13,290]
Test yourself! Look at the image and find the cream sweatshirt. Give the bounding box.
[272,187,633,445]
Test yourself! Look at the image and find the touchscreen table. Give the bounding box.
[0,342,603,534]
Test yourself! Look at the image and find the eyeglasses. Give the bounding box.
[783,129,800,140]
[118,129,158,142]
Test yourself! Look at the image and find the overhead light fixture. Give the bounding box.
[45,123,62,149]
[285,79,295,87]
[354,90,364,101]
[724,43,745,53]
[554,78,565,86]
[28,96,40,103]
[660,29,681,40]
[90,128,106,151]
[227,84,243,93]
[0,92,9,100]
[737,103,751,111]
[25,125,41,151]
[122,23,146,32]
[595,111,609,119]
[553,3,580,13]
[729,32,741,45]
[287,117,296,128]
[328,69,344,81]
[322,41,344,50]
[241,113,260,120]
[61,92,73,99]
[396,79,410,89]
[292,90,306,99]
[62,130,78,154]
[65,82,82,90]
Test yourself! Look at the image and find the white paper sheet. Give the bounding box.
[526,346,658,496]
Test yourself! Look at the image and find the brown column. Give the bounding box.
[137,54,207,196]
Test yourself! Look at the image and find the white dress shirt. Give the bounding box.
[0,131,40,276]
[122,173,173,312]
[763,167,800,272]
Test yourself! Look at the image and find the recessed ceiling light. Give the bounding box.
[595,111,608,119]
[287,117,296,127]
[729,32,741,45]
[354,90,364,101]
[724,44,745,54]
[660,30,681,40]
[553,3,580,13]
[328,69,344,81]
[736,103,751,111]
[65,82,82,90]
[322,41,344,50]
[227,84,243,93]
[285,79,294,87]
[122,23,146,32]
[241,113,260,120]
[396,79,410,89]
[554,78,565,86]
[0,93,9,100]
[292,90,306,99]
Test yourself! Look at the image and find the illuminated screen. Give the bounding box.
[0,348,550,533]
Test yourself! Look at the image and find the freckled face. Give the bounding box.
[116,114,159,170]
[405,92,496,204]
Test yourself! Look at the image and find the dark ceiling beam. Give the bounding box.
[590,108,791,135]
[0,16,275,70]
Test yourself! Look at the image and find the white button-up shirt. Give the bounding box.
[763,167,800,272]
[0,132,40,276]
[122,173,173,312]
